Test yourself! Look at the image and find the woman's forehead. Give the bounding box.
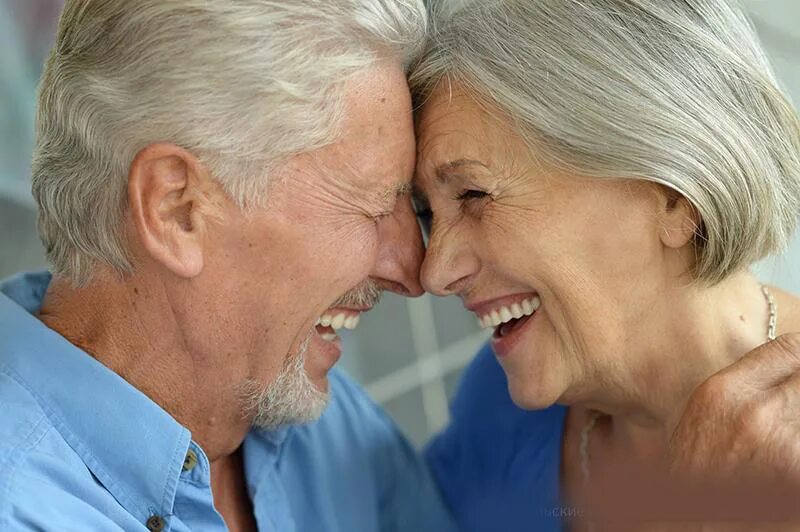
[415,103,531,184]
[417,102,493,168]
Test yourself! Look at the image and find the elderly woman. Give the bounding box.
[410,0,800,530]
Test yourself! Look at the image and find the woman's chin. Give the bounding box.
[506,373,565,411]
[499,340,569,410]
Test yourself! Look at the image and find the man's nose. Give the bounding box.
[370,195,425,297]
[420,217,479,297]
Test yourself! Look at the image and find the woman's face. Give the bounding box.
[415,86,685,409]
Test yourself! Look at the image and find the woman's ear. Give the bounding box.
[127,143,217,278]
[658,187,702,250]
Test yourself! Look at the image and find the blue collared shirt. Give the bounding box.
[0,271,455,532]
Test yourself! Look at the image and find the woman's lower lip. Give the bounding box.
[490,311,538,358]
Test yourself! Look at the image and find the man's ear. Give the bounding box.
[658,187,702,249]
[127,143,216,278]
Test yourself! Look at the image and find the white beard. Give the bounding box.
[239,335,329,430]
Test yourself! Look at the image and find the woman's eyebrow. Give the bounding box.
[435,159,489,184]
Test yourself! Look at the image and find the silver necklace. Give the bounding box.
[763,285,778,341]
[579,285,778,483]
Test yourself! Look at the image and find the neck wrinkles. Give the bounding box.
[37,271,250,459]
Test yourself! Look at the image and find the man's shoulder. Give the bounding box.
[0,371,115,529]
[0,270,51,312]
[0,369,52,470]
[0,275,58,468]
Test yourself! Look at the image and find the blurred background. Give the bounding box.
[1,0,798,448]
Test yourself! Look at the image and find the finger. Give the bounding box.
[714,333,800,390]
[776,367,800,406]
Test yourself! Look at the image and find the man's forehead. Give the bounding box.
[296,146,412,199]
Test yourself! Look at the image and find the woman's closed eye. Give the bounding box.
[455,189,492,218]
[455,189,490,201]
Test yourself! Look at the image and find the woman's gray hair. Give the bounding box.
[411,0,800,284]
[33,0,426,286]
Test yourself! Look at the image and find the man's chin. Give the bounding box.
[245,379,330,431]
[241,339,332,430]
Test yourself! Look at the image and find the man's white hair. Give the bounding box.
[32,0,427,286]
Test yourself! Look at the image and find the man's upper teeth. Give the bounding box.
[478,296,540,329]
[316,312,361,330]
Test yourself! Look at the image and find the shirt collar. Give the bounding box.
[0,271,191,525]
[251,424,292,447]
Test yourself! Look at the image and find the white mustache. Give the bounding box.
[332,281,383,309]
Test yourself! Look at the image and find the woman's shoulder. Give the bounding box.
[425,344,567,532]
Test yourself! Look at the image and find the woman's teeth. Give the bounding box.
[478,296,540,329]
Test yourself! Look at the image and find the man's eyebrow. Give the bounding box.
[434,158,489,184]
[376,181,412,202]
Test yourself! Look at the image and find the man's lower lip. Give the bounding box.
[311,327,343,363]
[490,311,537,358]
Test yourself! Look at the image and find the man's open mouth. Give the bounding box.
[314,309,363,342]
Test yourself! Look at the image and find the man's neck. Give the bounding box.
[211,449,258,532]
[37,271,250,459]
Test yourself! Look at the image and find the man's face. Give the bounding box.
[191,64,423,427]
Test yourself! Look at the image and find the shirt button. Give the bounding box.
[146,515,165,532]
[182,449,198,472]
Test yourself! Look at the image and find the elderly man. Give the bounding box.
[0,1,455,531]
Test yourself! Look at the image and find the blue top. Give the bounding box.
[0,271,456,532]
[425,344,568,532]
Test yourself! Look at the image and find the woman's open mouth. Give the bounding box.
[494,312,534,339]
[473,295,541,356]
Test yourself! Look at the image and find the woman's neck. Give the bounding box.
[584,271,772,453]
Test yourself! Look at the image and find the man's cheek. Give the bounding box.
[326,221,378,258]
